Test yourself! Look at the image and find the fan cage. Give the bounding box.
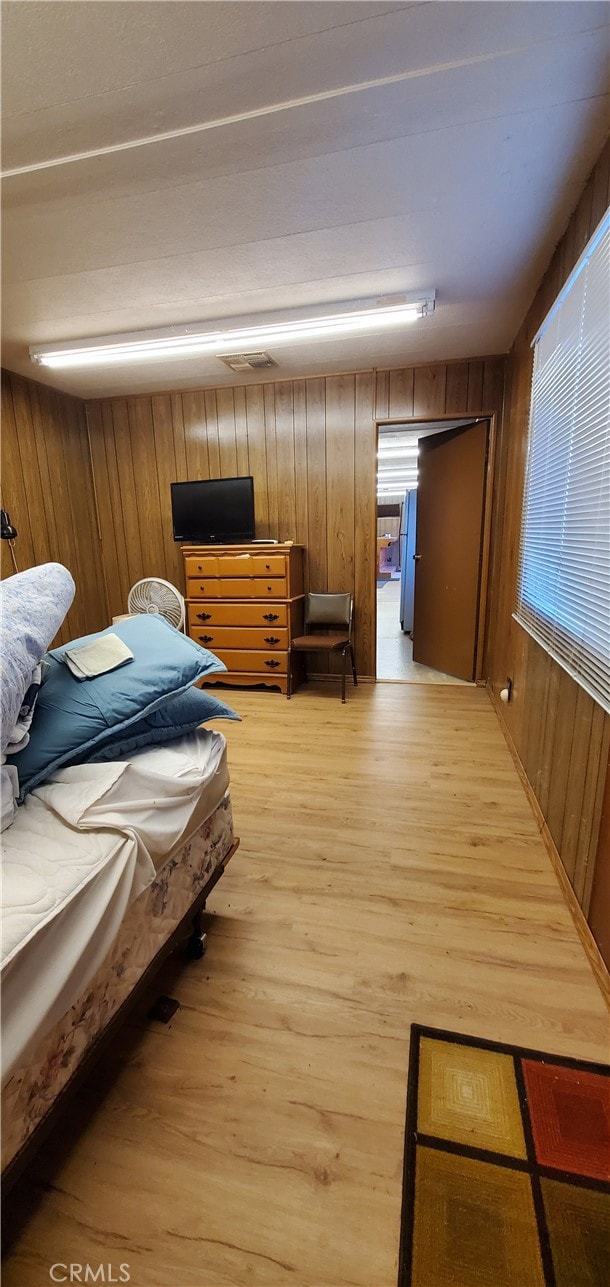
[127,578,185,630]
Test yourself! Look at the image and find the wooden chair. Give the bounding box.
[289,592,358,702]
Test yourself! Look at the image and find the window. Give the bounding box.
[515,208,610,714]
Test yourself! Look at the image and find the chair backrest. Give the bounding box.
[305,592,353,633]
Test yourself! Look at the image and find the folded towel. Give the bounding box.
[63,633,134,679]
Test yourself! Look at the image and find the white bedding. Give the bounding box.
[33,727,230,873]
[1,730,229,1081]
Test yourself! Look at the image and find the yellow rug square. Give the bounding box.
[417,1036,526,1157]
[541,1178,610,1287]
[411,1146,546,1287]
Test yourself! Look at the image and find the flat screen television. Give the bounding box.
[171,476,255,544]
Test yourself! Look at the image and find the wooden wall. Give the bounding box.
[588,750,610,971]
[86,356,505,678]
[1,370,108,644]
[486,141,610,930]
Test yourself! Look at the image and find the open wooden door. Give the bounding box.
[412,420,488,681]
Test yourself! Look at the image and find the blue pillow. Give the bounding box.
[84,685,240,762]
[9,615,225,800]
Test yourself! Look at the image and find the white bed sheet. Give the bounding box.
[1,729,229,1081]
[33,727,230,873]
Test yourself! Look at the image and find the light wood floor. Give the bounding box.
[3,683,609,1287]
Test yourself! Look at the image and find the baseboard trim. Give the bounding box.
[308,672,374,684]
[488,685,610,1012]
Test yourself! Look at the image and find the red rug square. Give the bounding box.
[523,1059,610,1182]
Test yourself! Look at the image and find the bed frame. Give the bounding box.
[2,804,239,1194]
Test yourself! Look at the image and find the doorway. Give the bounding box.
[375,418,491,683]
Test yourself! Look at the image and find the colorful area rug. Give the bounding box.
[399,1025,610,1287]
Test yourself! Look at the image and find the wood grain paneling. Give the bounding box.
[0,370,107,644]
[589,751,610,971]
[354,373,377,674]
[487,140,610,941]
[86,356,505,678]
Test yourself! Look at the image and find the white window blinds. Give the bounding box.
[514,208,610,714]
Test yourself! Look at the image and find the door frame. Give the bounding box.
[374,413,497,683]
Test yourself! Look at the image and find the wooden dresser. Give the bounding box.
[182,544,305,695]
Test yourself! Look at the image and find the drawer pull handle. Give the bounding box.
[266,585,272,592]
[265,563,271,570]
[197,565,202,571]
[265,659,280,669]
[263,613,279,622]
[196,612,212,621]
[199,635,214,644]
[264,636,280,645]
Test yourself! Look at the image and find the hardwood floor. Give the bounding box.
[3,683,608,1287]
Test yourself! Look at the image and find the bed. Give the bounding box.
[1,728,238,1184]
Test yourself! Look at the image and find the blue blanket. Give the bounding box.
[0,563,75,756]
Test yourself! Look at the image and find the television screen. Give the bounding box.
[171,476,255,544]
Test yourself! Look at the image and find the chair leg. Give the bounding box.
[350,643,358,687]
[341,648,347,703]
[287,653,292,700]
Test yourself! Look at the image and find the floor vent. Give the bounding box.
[218,352,277,372]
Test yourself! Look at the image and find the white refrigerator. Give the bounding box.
[399,489,417,634]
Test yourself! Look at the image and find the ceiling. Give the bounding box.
[1,1,608,399]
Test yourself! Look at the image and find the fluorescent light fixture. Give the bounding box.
[30,293,436,370]
[378,440,418,451]
[377,445,418,457]
[377,451,418,462]
[378,476,417,483]
[378,468,419,477]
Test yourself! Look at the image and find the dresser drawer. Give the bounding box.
[187,576,288,600]
[186,578,222,598]
[188,602,288,628]
[218,554,287,577]
[212,649,288,675]
[218,577,288,599]
[185,553,287,579]
[184,555,220,577]
[190,626,288,650]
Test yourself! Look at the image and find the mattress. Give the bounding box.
[2,795,235,1174]
[1,729,229,1081]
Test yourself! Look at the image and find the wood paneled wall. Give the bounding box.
[486,141,610,931]
[589,750,610,972]
[0,370,108,644]
[86,356,505,678]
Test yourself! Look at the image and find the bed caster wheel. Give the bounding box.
[187,932,207,960]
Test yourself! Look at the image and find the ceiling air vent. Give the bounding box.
[218,352,277,372]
